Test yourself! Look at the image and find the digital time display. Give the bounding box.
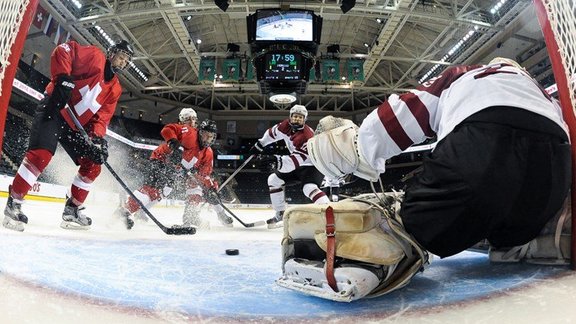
[264,53,301,80]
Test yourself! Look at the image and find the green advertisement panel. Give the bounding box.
[347,59,364,81]
[245,59,256,81]
[223,58,241,81]
[199,58,216,81]
[321,59,340,82]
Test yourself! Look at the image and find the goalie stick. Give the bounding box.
[64,105,195,235]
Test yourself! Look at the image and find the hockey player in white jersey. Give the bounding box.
[249,104,330,228]
[277,58,571,301]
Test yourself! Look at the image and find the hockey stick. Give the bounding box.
[64,105,195,235]
[217,154,255,193]
[203,183,267,228]
[216,197,267,228]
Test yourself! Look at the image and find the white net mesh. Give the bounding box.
[542,0,576,114]
[0,0,31,97]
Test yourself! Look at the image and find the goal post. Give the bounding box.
[0,0,39,156]
[533,0,576,269]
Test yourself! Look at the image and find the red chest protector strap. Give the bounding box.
[324,206,338,292]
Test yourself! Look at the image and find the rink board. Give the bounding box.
[0,232,569,321]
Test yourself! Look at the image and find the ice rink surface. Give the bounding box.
[0,198,576,324]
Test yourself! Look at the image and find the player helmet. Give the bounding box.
[198,119,217,148]
[289,104,308,131]
[179,108,197,126]
[107,40,134,72]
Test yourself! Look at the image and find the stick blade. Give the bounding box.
[165,225,197,235]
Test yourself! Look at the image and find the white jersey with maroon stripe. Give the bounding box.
[358,63,568,174]
[258,119,315,172]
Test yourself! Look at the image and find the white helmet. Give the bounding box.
[179,108,197,124]
[290,104,308,121]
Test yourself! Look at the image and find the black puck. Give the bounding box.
[225,249,239,256]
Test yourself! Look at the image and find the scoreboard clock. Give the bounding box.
[264,52,302,80]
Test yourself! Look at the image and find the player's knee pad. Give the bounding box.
[277,193,429,302]
[268,173,285,189]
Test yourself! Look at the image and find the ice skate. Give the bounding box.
[60,198,92,230]
[266,211,284,229]
[216,210,233,228]
[114,206,134,230]
[3,192,28,232]
[183,205,209,229]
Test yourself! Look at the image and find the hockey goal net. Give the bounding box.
[0,0,32,97]
[533,0,576,269]
[0,0,36,153]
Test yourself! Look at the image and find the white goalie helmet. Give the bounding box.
[179,108,197,124]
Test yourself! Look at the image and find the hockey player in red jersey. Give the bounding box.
[3,40,133,232]
[115,117,232,229]
[249,104,330,228]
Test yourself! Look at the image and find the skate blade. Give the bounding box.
[60,220,90,230]
[2,217,25,232]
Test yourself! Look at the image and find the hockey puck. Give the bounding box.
[225,249,239,256]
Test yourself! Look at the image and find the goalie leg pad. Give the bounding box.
[279,193,429,302]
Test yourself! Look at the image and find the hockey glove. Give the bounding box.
[87,137,108,165]
[47,75,75,113]
[257,155,282,173]
[168,139,183,165]
[205,188,220,205]
[249,141,265,155]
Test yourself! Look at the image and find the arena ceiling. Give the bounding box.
[37,0,549,122]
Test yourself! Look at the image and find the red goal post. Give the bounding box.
[533,0,576,269]
[0,0,39,155]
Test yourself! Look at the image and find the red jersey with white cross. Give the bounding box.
[46,41,122,137]
[151,123,214,178]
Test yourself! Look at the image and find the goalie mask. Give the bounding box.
[289,105,308,131]
[179,108,198,127]
[107,40,134,73]
[308,116,380,182]
[198,119,217,148]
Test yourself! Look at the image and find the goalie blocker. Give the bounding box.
[277,193,430,302]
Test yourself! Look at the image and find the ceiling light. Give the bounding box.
[269,93,297,105]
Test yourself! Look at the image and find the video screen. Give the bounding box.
[256,10,314,42]
[264,53,302,80]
